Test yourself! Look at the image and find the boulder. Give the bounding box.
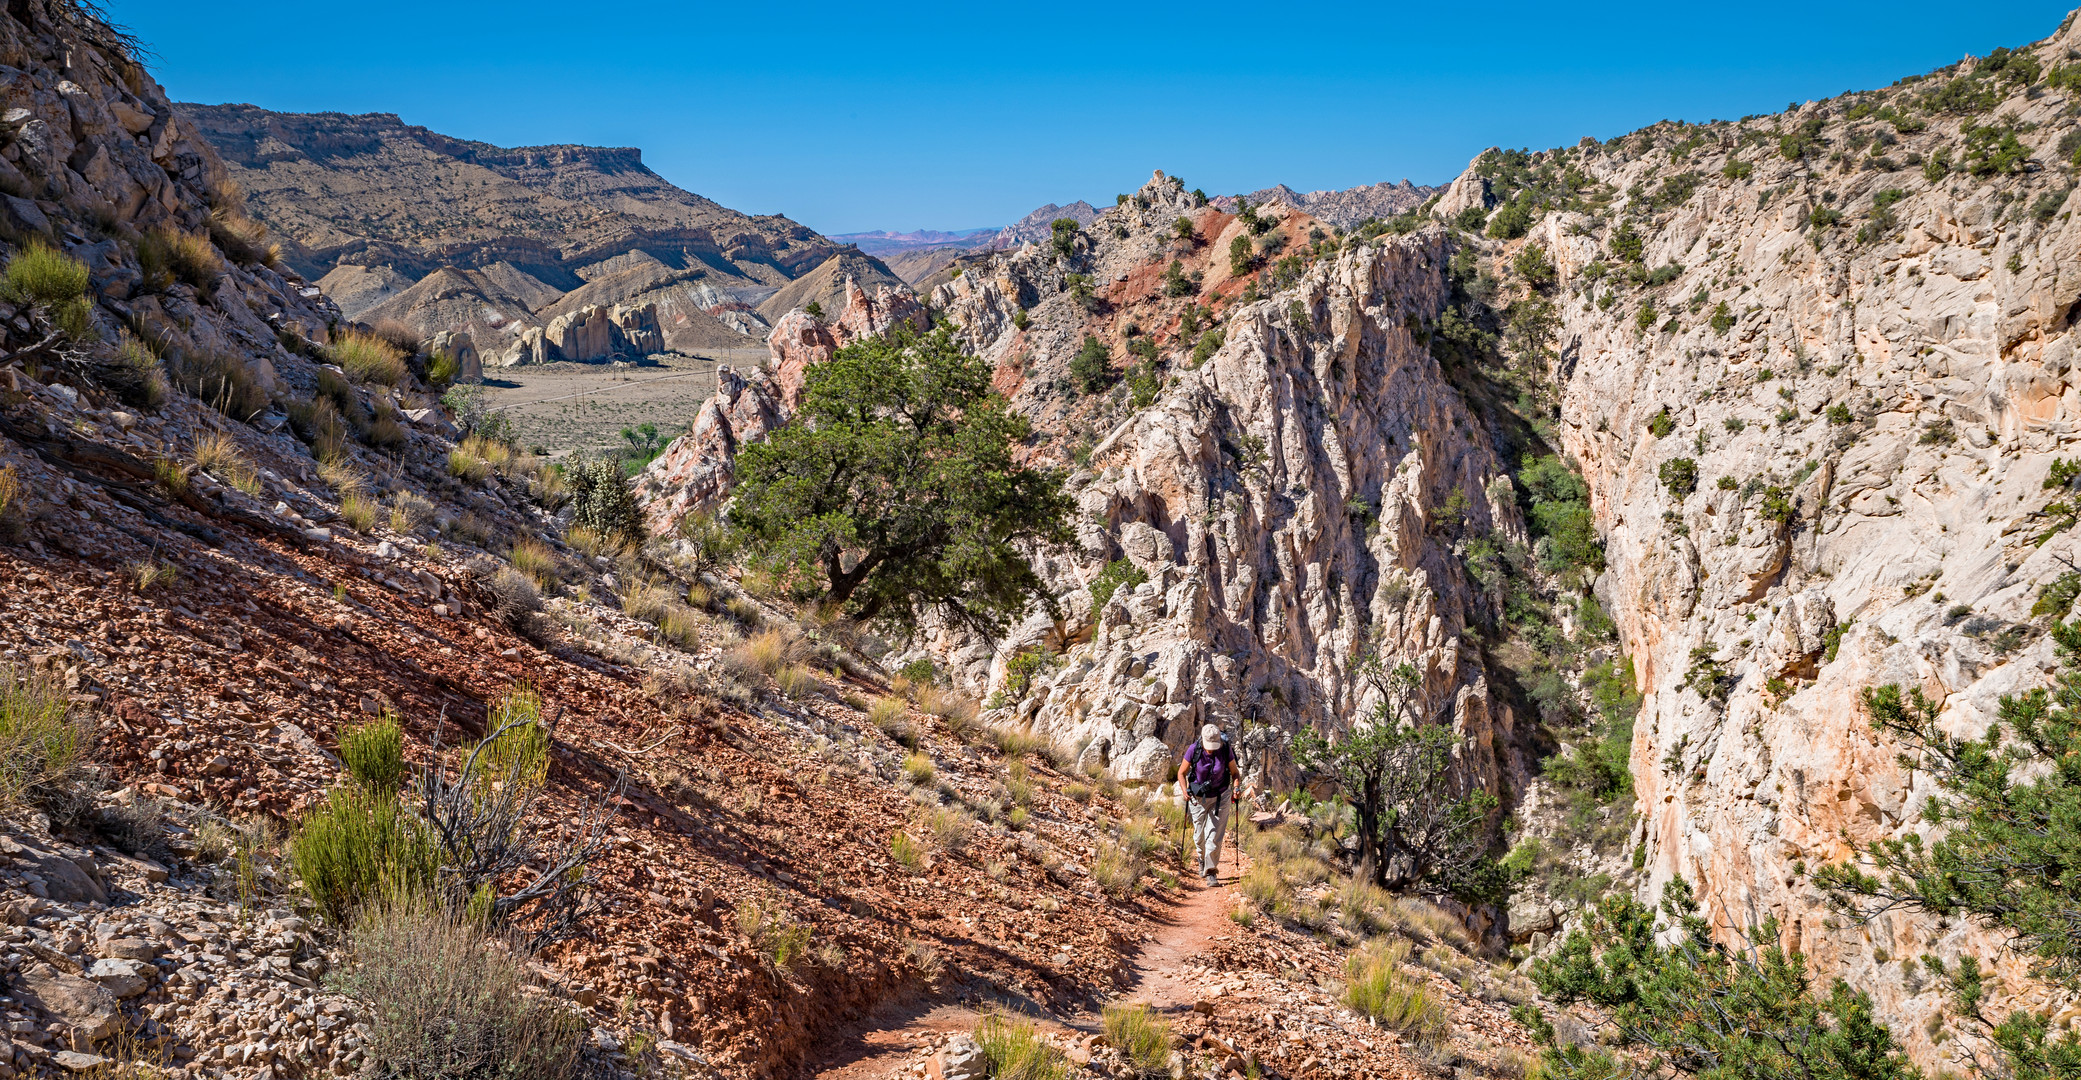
[1506,897,1559,943]
[24,848,105,904]
[613,301,663,354]
[546,305,615,361]
[86,957,151,998]
[1113,735,1175,784]
[429,329,481,384]
[936,1035,986,1080]
[14,967,122,1044]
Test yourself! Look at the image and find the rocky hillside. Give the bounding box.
[175,103,906,359]
[0,6,1577,1080]
[629,9,2081,1070]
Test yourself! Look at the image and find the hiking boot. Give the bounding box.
[1203,871,1219,887]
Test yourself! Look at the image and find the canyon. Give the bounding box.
[0,0,2076,1076]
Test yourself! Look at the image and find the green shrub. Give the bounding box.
[1101,1003,1172,1073]
[2,243,92,338]
[1513,244,1556,288]
[1609,223,1643,262]
[1162,258,1192,297]
[1659,457,1699,499]
[1722,159,1754,180]
[1069,335,1113,394]
[1646,406,1675,438]
[1486,194,1535,239]
[1227,233,1255,276]
[1088,558,1148,612]
[1709,301,1734,336]
[1049,218,1079,259]
[0,664,90,813]
[290,785,439,924]
[975,1012,1069,1080]
[1519,455,1604,575]
[1644,263,1684,287]
[337,900,588,1080]
[339,713,405,793]
[1001,648,1054,702]
[902,752,935,786]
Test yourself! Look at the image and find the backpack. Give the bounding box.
[1183,741,1234,798]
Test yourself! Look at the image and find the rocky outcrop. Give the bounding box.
[633,278,925,527]
[914,171,1523,816]
[428,328,481,383]
[1212,179,1441,228]
[506,301,665,364]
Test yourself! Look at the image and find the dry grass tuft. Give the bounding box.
[338,494,380,534]
[190,431,260,495]
[728,629,800,677]
[510,539,560,589]
[773,664,822,700]
[331,331,407,385]
[1345,936,1448,1043]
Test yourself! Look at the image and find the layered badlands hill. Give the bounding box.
[176,103,908,358]
[634,10,2081,1068]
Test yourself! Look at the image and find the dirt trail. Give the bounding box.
[808,861,1246,1079]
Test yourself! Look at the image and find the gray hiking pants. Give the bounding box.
[1187,793,1229,876]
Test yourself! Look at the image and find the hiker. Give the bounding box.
[1178,724,1253,887]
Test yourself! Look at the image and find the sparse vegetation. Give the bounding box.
[1345,937,1447,1043]
[337,900,589,1080]
[1101,1003,1173,1073]
[0,664,90,814]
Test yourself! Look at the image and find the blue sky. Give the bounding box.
[114,1,2069,235]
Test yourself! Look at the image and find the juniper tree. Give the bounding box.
[728,324,1072,638]
[1290,658,1500,900]
[1518,879,1919,1080]
[1817,620,2081,1073]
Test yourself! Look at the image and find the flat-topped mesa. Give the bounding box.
[631,277,925,532]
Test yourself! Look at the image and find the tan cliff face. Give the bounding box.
[1485,12,2081,1065]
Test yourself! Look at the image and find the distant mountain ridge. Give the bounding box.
[832,227,998,255]
[178,103,904,356]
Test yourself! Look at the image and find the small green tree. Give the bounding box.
[1659,457,1699,499]
[1162,259,1192,298]
[1820,623,2081,1027]
[1513,244,1556,288]
[728,325,1072,637]
[1172,216,1193,241]
[1290,658,1499,899]
[1070,335,1114,394]
[1518,879,1920,1080]
[1228,234,1256,277]
[1050,218,1081,259]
